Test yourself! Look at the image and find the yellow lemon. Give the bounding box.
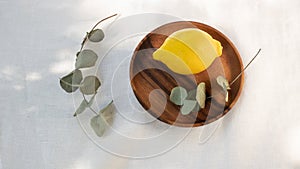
[153,28,223,74]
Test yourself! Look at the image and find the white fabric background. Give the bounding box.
[1,0,300,169]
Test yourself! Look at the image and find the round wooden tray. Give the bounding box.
[130,21,244,127]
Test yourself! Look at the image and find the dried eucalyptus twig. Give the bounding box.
[206,48,261,100]
[77,14,118,117]
[73,93,98,117]
[79,13,118,52]
[59,14,119,137]
[90,14,118,33]
[230,48,261,86]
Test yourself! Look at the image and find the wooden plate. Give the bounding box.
[130,21,244,127]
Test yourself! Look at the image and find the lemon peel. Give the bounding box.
[153,28,223,74]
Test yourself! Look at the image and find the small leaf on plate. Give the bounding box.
[75,49,98,69]
[196,82,206,109]
[187,89,197,100]
[170,86,188,106]
[217,76,230,90]
[192,103,200,112]
[217,76,230,102]
[88,29,105,42]
[80,76,101,95]
[186,89,200,112]
[180,100,197,115]
[59,69,83,93]
[90,101,114,137]
[73,94,96,116]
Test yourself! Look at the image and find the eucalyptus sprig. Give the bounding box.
[170,49,262,115]
[59,14,118,137]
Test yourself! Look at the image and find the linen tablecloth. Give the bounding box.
[1,0,300,168]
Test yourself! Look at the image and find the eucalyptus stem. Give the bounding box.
[229,48,261,86]
[90,13,118,33]
[82,92,98,115]
[81,92,114,117]
[207,48,261,99]
[77,14,118,116]
[75,14,118,115]
[79,13,118,52]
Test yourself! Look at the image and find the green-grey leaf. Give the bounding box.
[181,100,197,115]
[100,101,113,115]
[90,101,114,137]
[88,29,105,42]
[217,76,230,102]
[217,76,230,90]
[187,89,197,100]
[100,101,114,126]
[90,115,106,137]
[87,94,96,107]
[186,89,200,112]
[192,103,200,112]
[76,51,80,58]
[196,82,206,109]
[75,49,98,69]
[59,69,83,93]
[73,94,96,116]
[74,99,88,116]
[80,76,101,95]
[170,86,187,105]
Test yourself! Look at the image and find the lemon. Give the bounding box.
[153,28,223,74]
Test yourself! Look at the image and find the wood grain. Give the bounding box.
[130,21,244,127]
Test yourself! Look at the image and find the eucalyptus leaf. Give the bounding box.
[73,94,96,116]
[217,76,230,102]
[59,69,83,93]
[74,99,88,116]
[180,100,197,115]
[90,101,114,137]
[170,86,187,105]
[88,29,105,42]
[196,82,206,109]
[100,101,114,116]
[76,51,80,58]
[187,89,197,100]
[217,76,230,90]
[192,103,200,112]
[186,89,200,112]
[75,49,98,69]
[80,76,101,95]
[90,115,106,137]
